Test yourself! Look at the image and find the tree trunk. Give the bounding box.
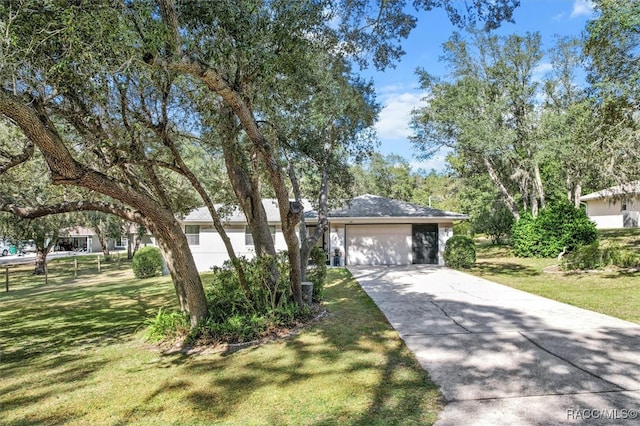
[533,163,546,210]
[219,123,279,292]
[530,181,539,218]
[150,221,208,326]
[297,170,330,282]
[33,248,47,275]
[127,235,133,259]
[95,228,110,256]
[0,91,208,326]
[483,157,521,221]
[282,204,304,306]
[163,136,251,298]
[573,183,582,209]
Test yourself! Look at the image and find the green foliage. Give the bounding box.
[562,241,640,271]
[444,235,476,268]
[131,246,164,279]
[144,307,190,342]
[306,246,327,301]
[193,254,309,343]
[453,221,474,237]
[473,200,514,244]
[511,202,598,258]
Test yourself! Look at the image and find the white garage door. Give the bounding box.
[346,224,412,265]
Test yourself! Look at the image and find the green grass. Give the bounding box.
[0,266,441,425]
[468,237,640,324]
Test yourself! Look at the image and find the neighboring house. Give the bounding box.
[57,227,101,252]
[58,226,155,253]
[581,182,640,229]
[182,194,468,272]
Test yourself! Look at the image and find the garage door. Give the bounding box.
[346,224,412,265]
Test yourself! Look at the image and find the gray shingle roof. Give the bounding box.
[581,182,640,201]
[184,195,468,223]
[182,199,283,223]
[321,194,468,219]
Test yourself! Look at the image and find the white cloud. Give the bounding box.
[553,12,567,21]
[570,0,594,18]
[410,152,450,174]
[375,91,426,140]
[533,62,554,82]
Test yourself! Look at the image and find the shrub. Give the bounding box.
[196,254,310,344]
[306,246,327,301]
[618,250,640,268]
[511,201,598,258]
[144,307,190,342]
[444,235,476,268]
[561,241,640,271]
[132,246,164,278]
[561,242,604,270]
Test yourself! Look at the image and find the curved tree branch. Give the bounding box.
[0,200,148,225]
[0,140,34,174]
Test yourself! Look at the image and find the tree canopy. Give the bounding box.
[0,0,520,325]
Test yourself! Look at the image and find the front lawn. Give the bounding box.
[0,266,441,425]
[469,240,640,324]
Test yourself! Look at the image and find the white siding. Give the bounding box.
[329,225,345,266]
[187,225,288,272]
[438,223,454,266]
[346,224,412,265]
[586,197,640,229]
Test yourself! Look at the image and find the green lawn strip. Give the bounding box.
[0,267,441,425]
[468,241,640,324]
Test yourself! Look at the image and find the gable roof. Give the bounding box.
[581,182,640,201]
[182,199,285,224]
[183,195,468,224]
[321,194,468,220]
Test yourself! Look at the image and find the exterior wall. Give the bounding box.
[438,223,454,266]
[586,197,640,229]
[329,225,346,266]
[185,220,460,270]
[187,224,289,272]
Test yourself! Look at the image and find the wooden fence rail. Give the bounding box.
[3,253,126,293]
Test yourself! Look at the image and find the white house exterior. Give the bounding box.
[181,199,290,271]
[182,195,468,272]
[581,183,640,229]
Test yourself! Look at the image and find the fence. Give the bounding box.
[3,253,130,293]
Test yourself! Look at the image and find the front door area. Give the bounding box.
[413,224,438,264]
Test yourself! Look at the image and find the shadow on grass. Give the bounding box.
[125,271,442,424]
[1,268,442,425]
[472,261,541,277]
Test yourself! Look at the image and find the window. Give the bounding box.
[185,225,200,245]
[622,204,628,212]
[115,237,128,248]
[245,225,276,246]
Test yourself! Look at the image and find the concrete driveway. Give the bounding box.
[348,266,640,425]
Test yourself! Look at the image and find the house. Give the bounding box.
[57,227,102,252]
[182,195,468,271]
[581,182,640,229]
[181,200,290,271]
[57,226,155,253]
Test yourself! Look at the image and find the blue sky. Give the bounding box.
[363,0,596,173]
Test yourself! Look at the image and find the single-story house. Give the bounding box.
[57,226,155,253]
[57,227,102,252]
[581,182,640,229]
[182,194,468,272]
